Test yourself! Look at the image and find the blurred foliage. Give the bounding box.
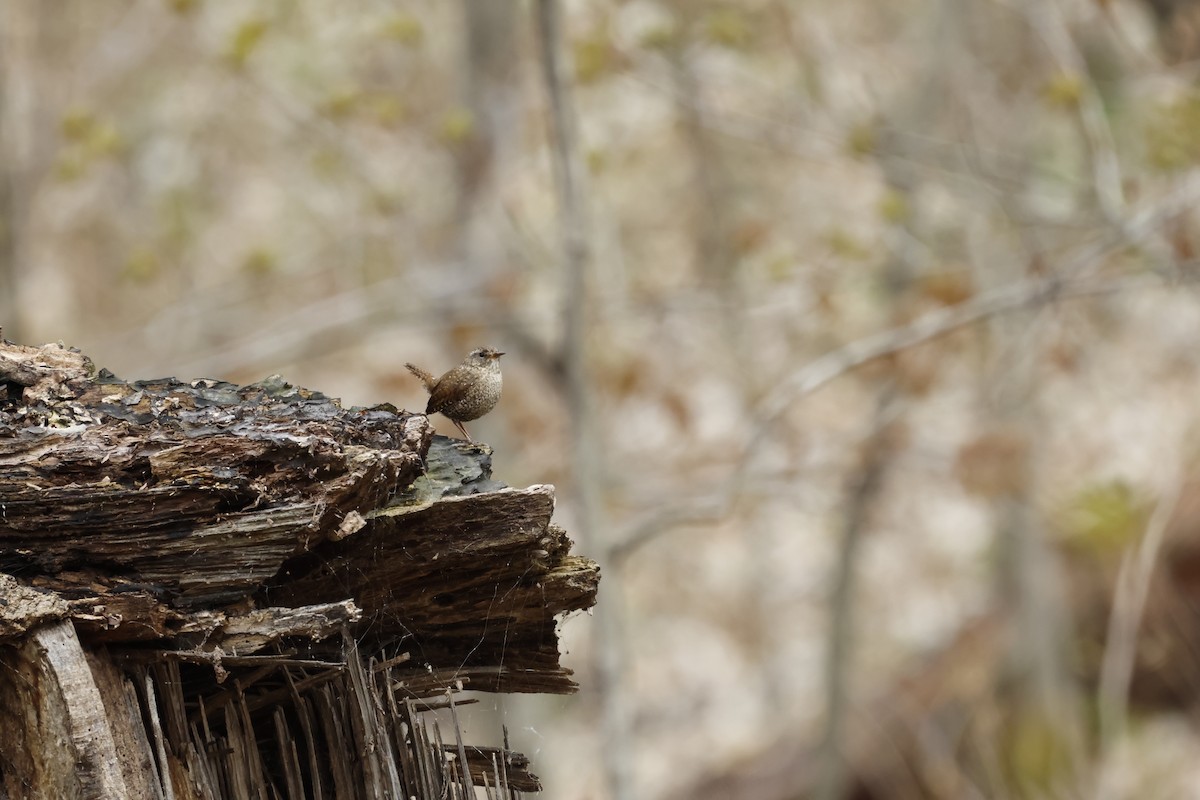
[1004,708,1079,794]
[846,121,880,158]
[1043,71,1084,110]
[438,107,476,145]
[877,189,911,224]
[380,13,425,47]
[574,31,619,84]
[1145,91,1200,171]
[56,110,125,180]
[703,8,753,50]
[1057,480,1150,558]
[822,227,874,261]
[122,246,160,284]
[168,0,200,14]
[242,247,277,277]
[955,431,1029,499]
[226,17,270,68]
[917,269,974,306]
[321,87,362,120]
[638,22,679,51]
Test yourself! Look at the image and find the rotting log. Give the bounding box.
[0,339,599,799]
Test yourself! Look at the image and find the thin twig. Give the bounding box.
[141,670,178,800]
[610,493,733,565]
[1023,0,1125,222]
[448,690,476,799]
[1010,0,1177,275]
[1096,469,1183,798]
[815,389,902,800]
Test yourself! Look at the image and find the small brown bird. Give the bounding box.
[405,347,504,443]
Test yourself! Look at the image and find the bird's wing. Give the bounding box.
[425,368,463,414]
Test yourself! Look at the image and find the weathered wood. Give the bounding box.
[448,745,541,793]
[0,572,68,638]
[0,620,131,799]
[0,340,94,404]
[85,652,163,800]
[1,357,428,607]
[0,341,597,686]
[0,339,599,797]
[264,485,598,693]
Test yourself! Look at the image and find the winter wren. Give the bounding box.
[405,347,504,443]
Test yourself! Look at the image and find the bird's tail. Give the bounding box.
[404,363,436,391]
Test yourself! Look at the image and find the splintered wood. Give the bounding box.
[0,340,599,799]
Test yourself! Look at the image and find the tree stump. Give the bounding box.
[0,339,599,799]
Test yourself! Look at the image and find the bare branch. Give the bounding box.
[816,389,903,800]
[749,262,1197,463]
[535,5,632,800]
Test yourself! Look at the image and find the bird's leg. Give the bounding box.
[452,419,474,443]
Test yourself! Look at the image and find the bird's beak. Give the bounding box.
[493,351,505,358]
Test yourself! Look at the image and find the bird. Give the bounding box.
[404,347,504,443]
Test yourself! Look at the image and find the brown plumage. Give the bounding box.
[404,347,504,443]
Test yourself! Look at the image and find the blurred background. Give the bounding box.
[8,0,1200,797]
